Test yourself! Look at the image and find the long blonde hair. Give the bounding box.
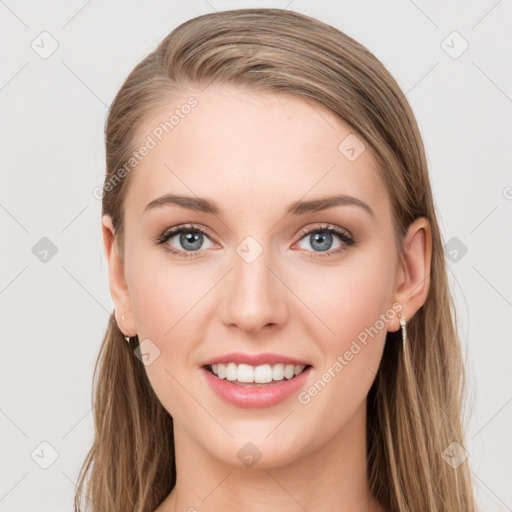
[76,8,477,511]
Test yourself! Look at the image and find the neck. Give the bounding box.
[157,400,385,512]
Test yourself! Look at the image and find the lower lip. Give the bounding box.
[201,366,312,408]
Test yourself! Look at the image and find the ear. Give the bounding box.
[388,217,432,332]
[102,214,136,337]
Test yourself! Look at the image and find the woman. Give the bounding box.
[75,8,477,512]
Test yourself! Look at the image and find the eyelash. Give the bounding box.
[155,223,355,260]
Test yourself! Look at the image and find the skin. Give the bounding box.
[102,84,432,512]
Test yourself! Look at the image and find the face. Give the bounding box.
[108,85,404,468]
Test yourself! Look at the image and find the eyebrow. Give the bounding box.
[144,193,374,218]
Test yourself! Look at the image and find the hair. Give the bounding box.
[75,8,477,512]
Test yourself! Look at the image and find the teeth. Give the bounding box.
[237,363,254,383]
[254,364,273,383]
[284,364,295,379]
[272,363,284,381]
[226,362,238,381]
[210,362,307,383]
[217,363,226,379]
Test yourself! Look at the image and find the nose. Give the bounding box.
[218,244,289,335]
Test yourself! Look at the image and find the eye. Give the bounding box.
[293,224,355,259]
[155,223,355,260]
[156,224,216,258]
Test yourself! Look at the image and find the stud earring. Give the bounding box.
[398,313,407,350]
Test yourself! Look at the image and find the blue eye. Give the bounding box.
[294,224,354,259]
[156,224,215,258]
[156,223,354,259]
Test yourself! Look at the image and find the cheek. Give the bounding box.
[124,252,210,419]
[293,250,395,349]
[125,240,210,344]
[291,249,395,429]
[124,245,221,403]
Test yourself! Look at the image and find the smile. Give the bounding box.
[207,362,309,385]
[202,362,313,408]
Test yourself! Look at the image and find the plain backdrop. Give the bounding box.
[1,1,511,511]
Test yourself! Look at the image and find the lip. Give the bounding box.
[202,352,311,366]
[201,365,313,408]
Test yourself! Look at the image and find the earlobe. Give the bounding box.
[388,217,432,332]
[101,214,137,336]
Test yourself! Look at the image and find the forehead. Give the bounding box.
[124,84,389,219]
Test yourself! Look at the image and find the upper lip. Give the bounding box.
[202,352,311,367]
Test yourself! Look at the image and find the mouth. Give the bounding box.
[203,362,313,387]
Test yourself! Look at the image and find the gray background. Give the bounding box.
[1,1,511,510]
